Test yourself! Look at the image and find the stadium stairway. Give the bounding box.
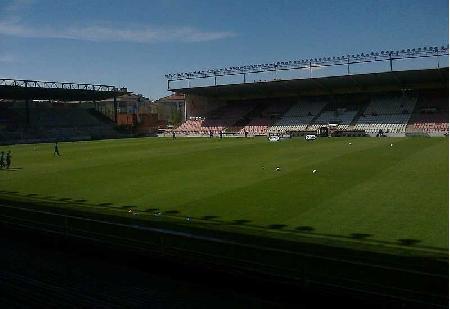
[347,99,371,130]
[88,108,117,125]
[305,100,333,131]
[225,103,266,133]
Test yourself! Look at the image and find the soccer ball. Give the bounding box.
[276,167,280,171]
[312,169,317,174]
[390,143,393,147]
[348,142,352,145]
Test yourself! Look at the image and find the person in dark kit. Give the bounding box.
[209,131,213,138]
[244,131,248,138]
[54,142,61,156]
[172,131,176,139]
[5,151,11,169]
[219,131,223,139]
[0,151,4,169]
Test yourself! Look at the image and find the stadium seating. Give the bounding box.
[173,92,447,137]
[407,113,448,135]
[0,106,119,143]
[269,100,327,132]
[308,110,359,131]
[406,92,449,136]
[239,118,272,135]
[353,95,417,135]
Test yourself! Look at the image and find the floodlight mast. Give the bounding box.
[164,45,449,90]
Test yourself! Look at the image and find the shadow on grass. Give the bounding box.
[97,202,114,207]
[268,224,287,230]
[120,205,138,210]
[41,196,55,200]
[350,233,372,240]
[143,208,159,212]
[398,239,421,246]
[232,219,251,225]
[165,210,180,215]
[58,198,72,202]
[295,226,315,233]
[0,191,443,254]
[201,215,219,220]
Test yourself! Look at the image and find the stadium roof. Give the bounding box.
[174,68,448,99]
[155,93,185,103]
[0,78,128,101]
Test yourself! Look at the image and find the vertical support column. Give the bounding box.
[24,81,30,127]
[113,95,118,125]
[389,53,393,72]
[214,76,217,86]
[167,79,170,91]
[309,61,312,78]
[25,99,30,126]
[347,57,350,75]
[243,73,246,83]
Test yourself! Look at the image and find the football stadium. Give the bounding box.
[0,46,448,307]
[0,1,449,307]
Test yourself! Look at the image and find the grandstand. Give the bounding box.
[170,68,448,137]
[0,103,120,144]
[166,46,448,138]
[0,79,128,144]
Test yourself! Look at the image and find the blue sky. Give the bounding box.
[0,0,448,99]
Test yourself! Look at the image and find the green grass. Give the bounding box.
[0,137,448,252]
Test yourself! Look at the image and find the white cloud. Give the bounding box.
[0,21,236,43]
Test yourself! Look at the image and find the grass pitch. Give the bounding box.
[0,137,448,252]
